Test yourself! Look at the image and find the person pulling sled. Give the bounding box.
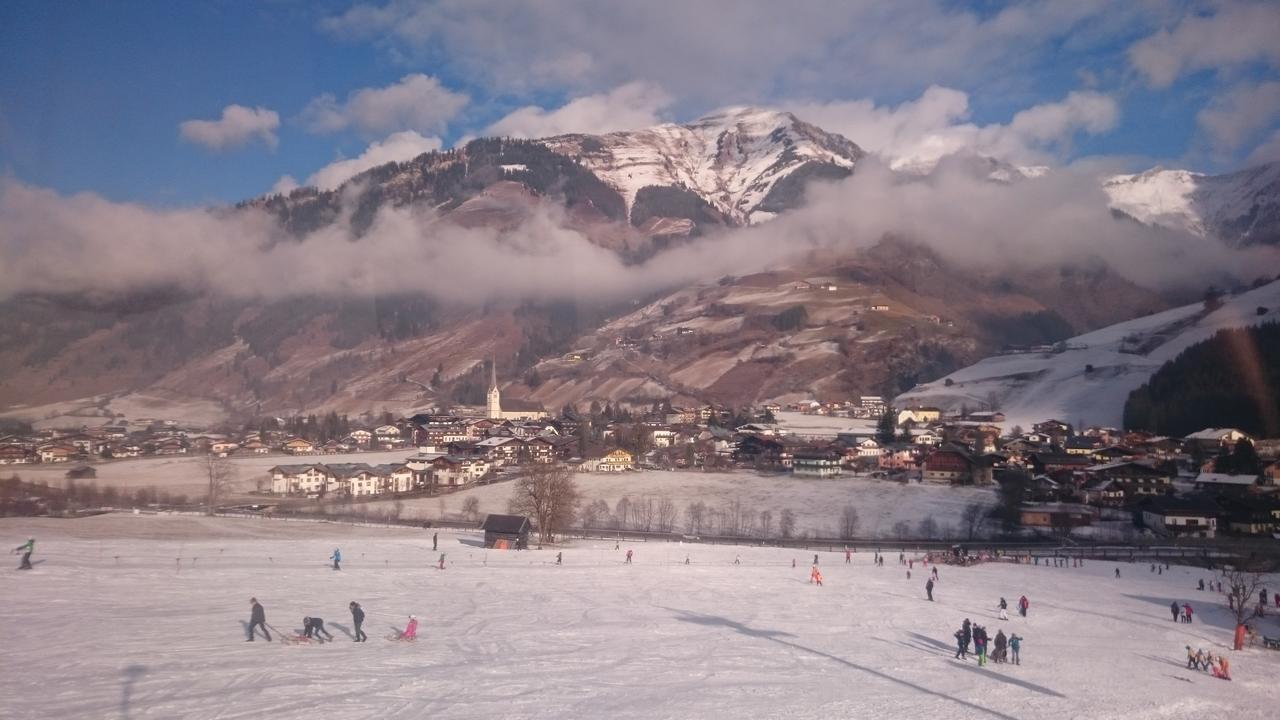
[12,537,34,570]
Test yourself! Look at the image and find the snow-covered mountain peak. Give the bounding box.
[542,108,864,225]
[1103,161,1280,246]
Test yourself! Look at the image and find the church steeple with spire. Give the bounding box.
[486,356,501,419]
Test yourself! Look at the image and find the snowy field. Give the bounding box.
[774,411,878,438]
[3,513,1278,720]
[368,470,999,539]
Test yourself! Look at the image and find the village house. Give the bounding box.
[475,436,523,467]
[38,444,76,463]
[792,448,843,477]
[1084,461,1170,501]
[856,438,885,458]
[374,424,402,445]
[282,438,316,455]
[269,464,334,496]
[922,446,992,485]
[0,446,34,464]
[482,514,531,549]
[210,441,240,457]
[240,440,270,454]
[1138,496,1220,539]
[427,456,490,486]
[596,449,634,472]
[346,429,373,448]
[1185,428,1252,452]
[897,407,941,425]
[1019,502,1098,528]
[1193,472,1259,494]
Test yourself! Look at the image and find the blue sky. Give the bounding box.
[2,1,1279,205]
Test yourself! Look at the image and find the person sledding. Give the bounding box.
[395,615,419,641]
[1210,654,1231,681]
[810,565,824,586]
[12,537,34,570]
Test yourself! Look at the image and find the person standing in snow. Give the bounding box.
[1198,578,1205,591]
[810,565,824,586]
[845,548,851,564]
[247,598,270,642]
[437,553,446,570]
[1170,601,1180,622]
[931,566,939,582]
[625,549,633,564]
[925,578,935,601]
[12,537,34,570]
[1018,595,1029,617]
[556,552,562,566]
[954,627,968,659]
[1114,567,1120,578]
[349,601,367,642]
[331,548,342,571]
[734,554,741,565]
[432,533,438,551]
[974,626,988,666]
[993,630,1007,663]
[961,618,972,654]
[998,597,1008,620]
[1183,603,1194,623]
[813,553,819,566]
[1009,634,1022,665]
[303,616,334,642]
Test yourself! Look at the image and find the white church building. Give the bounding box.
[487,360,549,421]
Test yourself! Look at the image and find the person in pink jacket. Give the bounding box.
[398,615,418,641]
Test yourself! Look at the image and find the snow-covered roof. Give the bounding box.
[1194,473,1257,486]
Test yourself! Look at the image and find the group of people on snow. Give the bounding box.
[954,619,1023,666]
[246,598,411,644]
[1184,646,1231,680]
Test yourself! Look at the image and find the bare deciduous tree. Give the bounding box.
[685,500,706,534]
[891,520,912,539]
[637,496,657,532]
[962,503,986,540]
[779,508,796,539]
[614,497,632,529]
[579,499,611,528]
[462,496,481,522]
[205,454,236,515]
[507,463,582,543]
[656,495,678,532]
[1223,562,1277,647]
[839,505,860,540]
[917,515,939,540]
[759,510,773,538]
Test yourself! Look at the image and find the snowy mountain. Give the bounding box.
[894,279,1280,430]
[542,107,865,225]
[1104,161,1280,247]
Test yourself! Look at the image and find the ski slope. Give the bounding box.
[896,280,1280,430]
[3,514,1278,719]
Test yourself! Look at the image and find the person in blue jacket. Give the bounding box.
[331,548,341,570]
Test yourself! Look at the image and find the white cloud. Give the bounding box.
[1197,81,1280,156]
[270,175,300,196]
[179,105,280,151]
[321,1,1139,102]
[1129,1,1280,88]
[1245,129,1280,166]
[300,74,468,136]
[305,131,442,191]
[485,82,672,138]
[794,87,1118,169]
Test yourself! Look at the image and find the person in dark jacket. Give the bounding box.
[954,627,968,659]
[961,618,972,653]
[993,630,1008,663]
[247,598,270,641]
[925,578,935,601]
[349,601,367,642]
[1170,600,1180,622]
[303,616,334,642]
[12,537,34,570]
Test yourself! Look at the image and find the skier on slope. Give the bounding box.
[925,578,935,601]
[12,537,34,570]
[349,601,367,642]
[303,616,334,642]
[247,598,270,642]
[331,548,342,571]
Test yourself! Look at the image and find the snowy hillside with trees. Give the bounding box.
[2,514,1277,719]
[895,280,1280,430]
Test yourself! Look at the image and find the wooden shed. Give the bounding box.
[481,513,531,550]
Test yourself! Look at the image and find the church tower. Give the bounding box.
[486,357,502,419]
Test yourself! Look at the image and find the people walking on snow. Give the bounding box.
[1115,567,1121,578]
[349,601,367,642]
[813,554,819,566]
[1009,633,1022,665]
[1170,600,1180,622]
[1018,595,1029,617]
[1183,603,1194,623]
[437,553,446,570]
[998,597,1008,620]
[398,615,418,641]
[556,552,563,565]
[1198,578,1205,591]
[931,566,939,581]
[1185,646,1198,669]
[625,549,633,564]
[973,626,988,666]
[12,537,34,570]
[432,532,438,551]
[925,578,935,601]
[247,598,270,642]
[331,548,342,571]
[303,616,334,642]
